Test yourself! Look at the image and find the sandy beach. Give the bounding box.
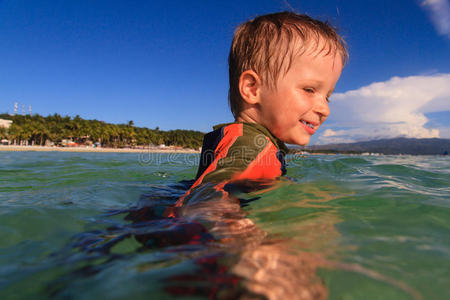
[0,145,200,154]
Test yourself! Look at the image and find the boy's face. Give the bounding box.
[256,43,343,146]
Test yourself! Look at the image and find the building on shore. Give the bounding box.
[0,119,13,129]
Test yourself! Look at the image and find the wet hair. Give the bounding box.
[228,11,348,118]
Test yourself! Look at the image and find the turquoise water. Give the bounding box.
[0,151,449,299]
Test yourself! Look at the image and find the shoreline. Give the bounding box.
[0,145,200,154]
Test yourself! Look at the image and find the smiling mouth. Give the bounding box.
[300,120,315,129]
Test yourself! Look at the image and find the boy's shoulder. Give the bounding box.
[211,122,288,153]
[194,122,288,184]
[174,122,287,208]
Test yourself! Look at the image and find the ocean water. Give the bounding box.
[0,151,449,299]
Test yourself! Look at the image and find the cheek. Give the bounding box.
[279,92,301,112]
[290,99,312,118]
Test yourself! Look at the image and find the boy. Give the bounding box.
[177,12,347,205]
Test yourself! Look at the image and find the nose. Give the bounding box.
[314,96,330,119]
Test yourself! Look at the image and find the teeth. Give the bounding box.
[301,120,314,129]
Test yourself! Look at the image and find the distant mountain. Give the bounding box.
[304,138,450,155]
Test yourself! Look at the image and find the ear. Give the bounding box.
[238,70,261,105]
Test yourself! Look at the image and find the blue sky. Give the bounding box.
[1,0,449,144]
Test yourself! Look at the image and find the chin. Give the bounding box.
[297,136,312,146]
[287,136,311,147]
[276,129,311,146]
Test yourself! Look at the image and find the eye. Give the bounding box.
[326,96,331,103]
[303,87,315,94]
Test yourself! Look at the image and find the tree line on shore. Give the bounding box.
[0,113,204,149]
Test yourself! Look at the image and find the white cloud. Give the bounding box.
[317,74,450,144]
[420,0,450,38]
[322,129,337,137]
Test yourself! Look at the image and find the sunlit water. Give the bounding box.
[0,152,449,299]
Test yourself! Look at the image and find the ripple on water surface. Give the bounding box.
[0,152,449,299]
